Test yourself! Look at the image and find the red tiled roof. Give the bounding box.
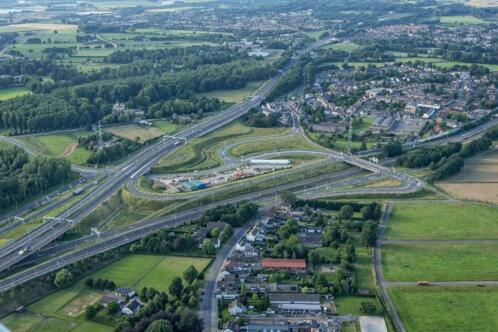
[261,258,306,269]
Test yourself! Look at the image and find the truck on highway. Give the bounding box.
[18,247,28,256]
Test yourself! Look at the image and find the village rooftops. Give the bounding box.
[261,258,306,270]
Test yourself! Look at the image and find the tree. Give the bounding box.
[338,205,354,220]
[107,301,119,314]
[361,222,378,247]
[85,304,98,319]
[384,140,402,157]
[183,265,199,284]
[169,277,183,298]
[360,206,373,220]
[220,225,233,243]
[360,301,378,314]
[281,191,297,206]
[146,320,174,332]
[202,239,216,255]
[54,269,73,289]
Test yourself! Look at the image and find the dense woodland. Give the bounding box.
[0,46,274,134]
[0,147,72,210]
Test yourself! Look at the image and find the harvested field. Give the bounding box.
[105,124,164,143]
[439,147,498,203]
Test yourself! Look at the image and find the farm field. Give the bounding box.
[0,254,209,332]
[439,148,498,204]
[0,87,31,100]
[19,131,93,165]
[153,121,291,173]
[389,286,498,331]
[334,296,383,316]
[385,202,498,240]
[382,243,498,281]
[195,81,266,103]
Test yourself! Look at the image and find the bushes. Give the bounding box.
[396,142,462,168]
[84,277,116,291]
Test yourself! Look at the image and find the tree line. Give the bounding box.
[0,147,72,210]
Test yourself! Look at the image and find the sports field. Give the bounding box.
[385,202,498,240]
[382,243,498,281]
[389,286,498,331]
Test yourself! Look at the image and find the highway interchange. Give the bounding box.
[0,39,495,331]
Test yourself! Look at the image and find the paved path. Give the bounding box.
[374,203,405,332]
[200,213,265,331]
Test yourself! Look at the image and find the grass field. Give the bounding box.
[1,254,209,332]
[440,15,487,24]
[19,131,93,165]
[154,121,291,173]
[91,254,210,292]
[385,202,498,240]
[228,134,319,157]
[195,81,265,103]
[439,148,498,204]
[0,87,31,100]
[382,243,498,281]
[334,296,383,316]
[0,23,78,33]
[104,124,164,143]
[322,42,361,52]
[389,286,498,331]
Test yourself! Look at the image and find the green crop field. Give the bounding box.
[385,202,498,240]
[389,286,498,331]
[382,243,498,281]
[19,131,93,165]
[195,81,265,103]
[0,87,31,100]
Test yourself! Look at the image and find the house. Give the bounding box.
[115,287,135,298]
[101,293,125,307]
[260,258,306,271]
[228,299,247,316]
[268,293,321,314]
[122,298,142,315]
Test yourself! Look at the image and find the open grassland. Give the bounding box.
[154,121,291,173]
[440,15,487,24]
[152,121,184,135]
[389,286,498,332]
[228,134,319,157]
[195,81,266,103]
[90,255,210,292]
[334,296,383,316]
[439,148,498,204]
[382,243,498,281]
[1,254,209,332]
[19,131,93,165]
[304,30,329,40]
[0,87,31,100]
[104,124,164,143]
[385,202,498,240]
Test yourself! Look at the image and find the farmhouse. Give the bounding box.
[122,298,142,315]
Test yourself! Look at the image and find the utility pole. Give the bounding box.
[97,121,104,151]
